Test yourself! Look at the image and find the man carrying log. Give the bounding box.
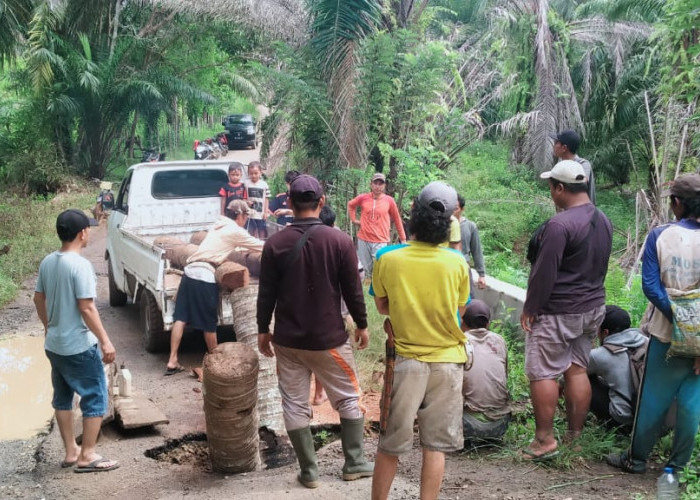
[165,199,263,375]
[257,174,374,488]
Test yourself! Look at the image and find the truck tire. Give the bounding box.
[140,290,167,353]
[108,257,128,307]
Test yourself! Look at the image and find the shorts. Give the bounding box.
[247,218,267,236]
[173,275,219,332]
[525,305,605,381]
[45,344,108,417]
[379,355,463,455]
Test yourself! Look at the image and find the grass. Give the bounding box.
[0,183,94,307]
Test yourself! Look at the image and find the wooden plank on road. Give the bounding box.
[115,394,169,429]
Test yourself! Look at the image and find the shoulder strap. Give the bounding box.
[603,343,627,354]
[284,224,321,268]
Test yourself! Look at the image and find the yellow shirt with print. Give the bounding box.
[371,241,471,363]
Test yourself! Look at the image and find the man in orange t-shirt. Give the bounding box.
[347,173,406,280]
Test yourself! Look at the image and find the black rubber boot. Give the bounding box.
[340,417,374,480]
[287,427,320,488]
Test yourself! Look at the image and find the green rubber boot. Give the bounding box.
[287,427,320,488]
[340,417,374,480]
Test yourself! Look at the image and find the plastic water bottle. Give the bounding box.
[657,467,679,499]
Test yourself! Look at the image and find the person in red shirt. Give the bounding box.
[219,162,247,214]
[347,173,406,280]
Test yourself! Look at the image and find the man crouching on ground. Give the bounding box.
[257,174,373,488]
[33,210,119,473]
[370,182,471,500]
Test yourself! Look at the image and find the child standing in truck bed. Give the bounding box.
[219,162,247,215]
[246,161,270,238]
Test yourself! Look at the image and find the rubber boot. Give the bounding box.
[340,417,374,480]
[287,427,320,488]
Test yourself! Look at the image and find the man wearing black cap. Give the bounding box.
[608,173,700,474]
[257,174,373,489]
[33,210,119,472]
[551,129,595,205]
[370,181,470,500]
[520,160,612,461]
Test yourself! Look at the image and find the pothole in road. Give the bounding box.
[145,428,296,471]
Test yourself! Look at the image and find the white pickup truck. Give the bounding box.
[106,160,277,352]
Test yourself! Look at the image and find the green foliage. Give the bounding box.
[0,186,93,307]
[680,432,700,499]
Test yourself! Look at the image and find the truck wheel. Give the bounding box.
[108,258,128,307]
[140,290,167,353]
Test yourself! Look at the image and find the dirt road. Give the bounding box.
[0,148,659,499]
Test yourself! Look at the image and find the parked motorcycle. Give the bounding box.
[141,147,166,162]
[215,132,229,157]
[194,139,214,160]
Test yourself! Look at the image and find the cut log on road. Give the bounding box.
[232,285,284,435]
[227,251,262,277]
[215,262,249,292]
[190,230,208,245]
[168,243,199,269]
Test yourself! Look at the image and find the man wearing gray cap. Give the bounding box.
[348,173,407,281]
[608,173,700,474]
[34,210,119,472]
[520,160,612,461]
[370,181,470,500]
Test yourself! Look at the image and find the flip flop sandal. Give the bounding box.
[74,458,120,473]
[164,366,185,376]
[521,448,560,462]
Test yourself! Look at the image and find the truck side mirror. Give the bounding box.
[221,121,226,127]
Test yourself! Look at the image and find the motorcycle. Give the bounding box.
[92,181,116,222]
[194,139,214,160]
[141,147,166,162]
[215,132,229,157]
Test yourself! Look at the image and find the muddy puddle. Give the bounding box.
[0,335,53,440]
[145,428,296,471]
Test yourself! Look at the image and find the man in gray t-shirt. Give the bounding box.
[33,209,119,473]
[550,129,596,205]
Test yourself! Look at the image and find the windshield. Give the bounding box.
[152,169,228,199]
[226,115,253,125]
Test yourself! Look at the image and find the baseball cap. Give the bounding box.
[56,209,97,240]
[540,160,588,184]
[289,174,323,199]
[463,299,491,325]
[226,199,250,216]
[663,173,700,199]
[417,181,458,217]
[601,305,631,334]
[549,130,580,153]
[371,173,386,183]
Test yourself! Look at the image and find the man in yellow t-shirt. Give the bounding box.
[370,181,470,500]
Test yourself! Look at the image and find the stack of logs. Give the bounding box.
[154,231,262,292]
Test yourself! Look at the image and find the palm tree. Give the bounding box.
[0,0,34,67]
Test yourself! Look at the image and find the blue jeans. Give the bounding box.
[627,336,700,472]
[45,344,108,418]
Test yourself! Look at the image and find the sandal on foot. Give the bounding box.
[60,460,77,468]
[521,447,560,462]
[164,365,185,376]
[74,458,119,473]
